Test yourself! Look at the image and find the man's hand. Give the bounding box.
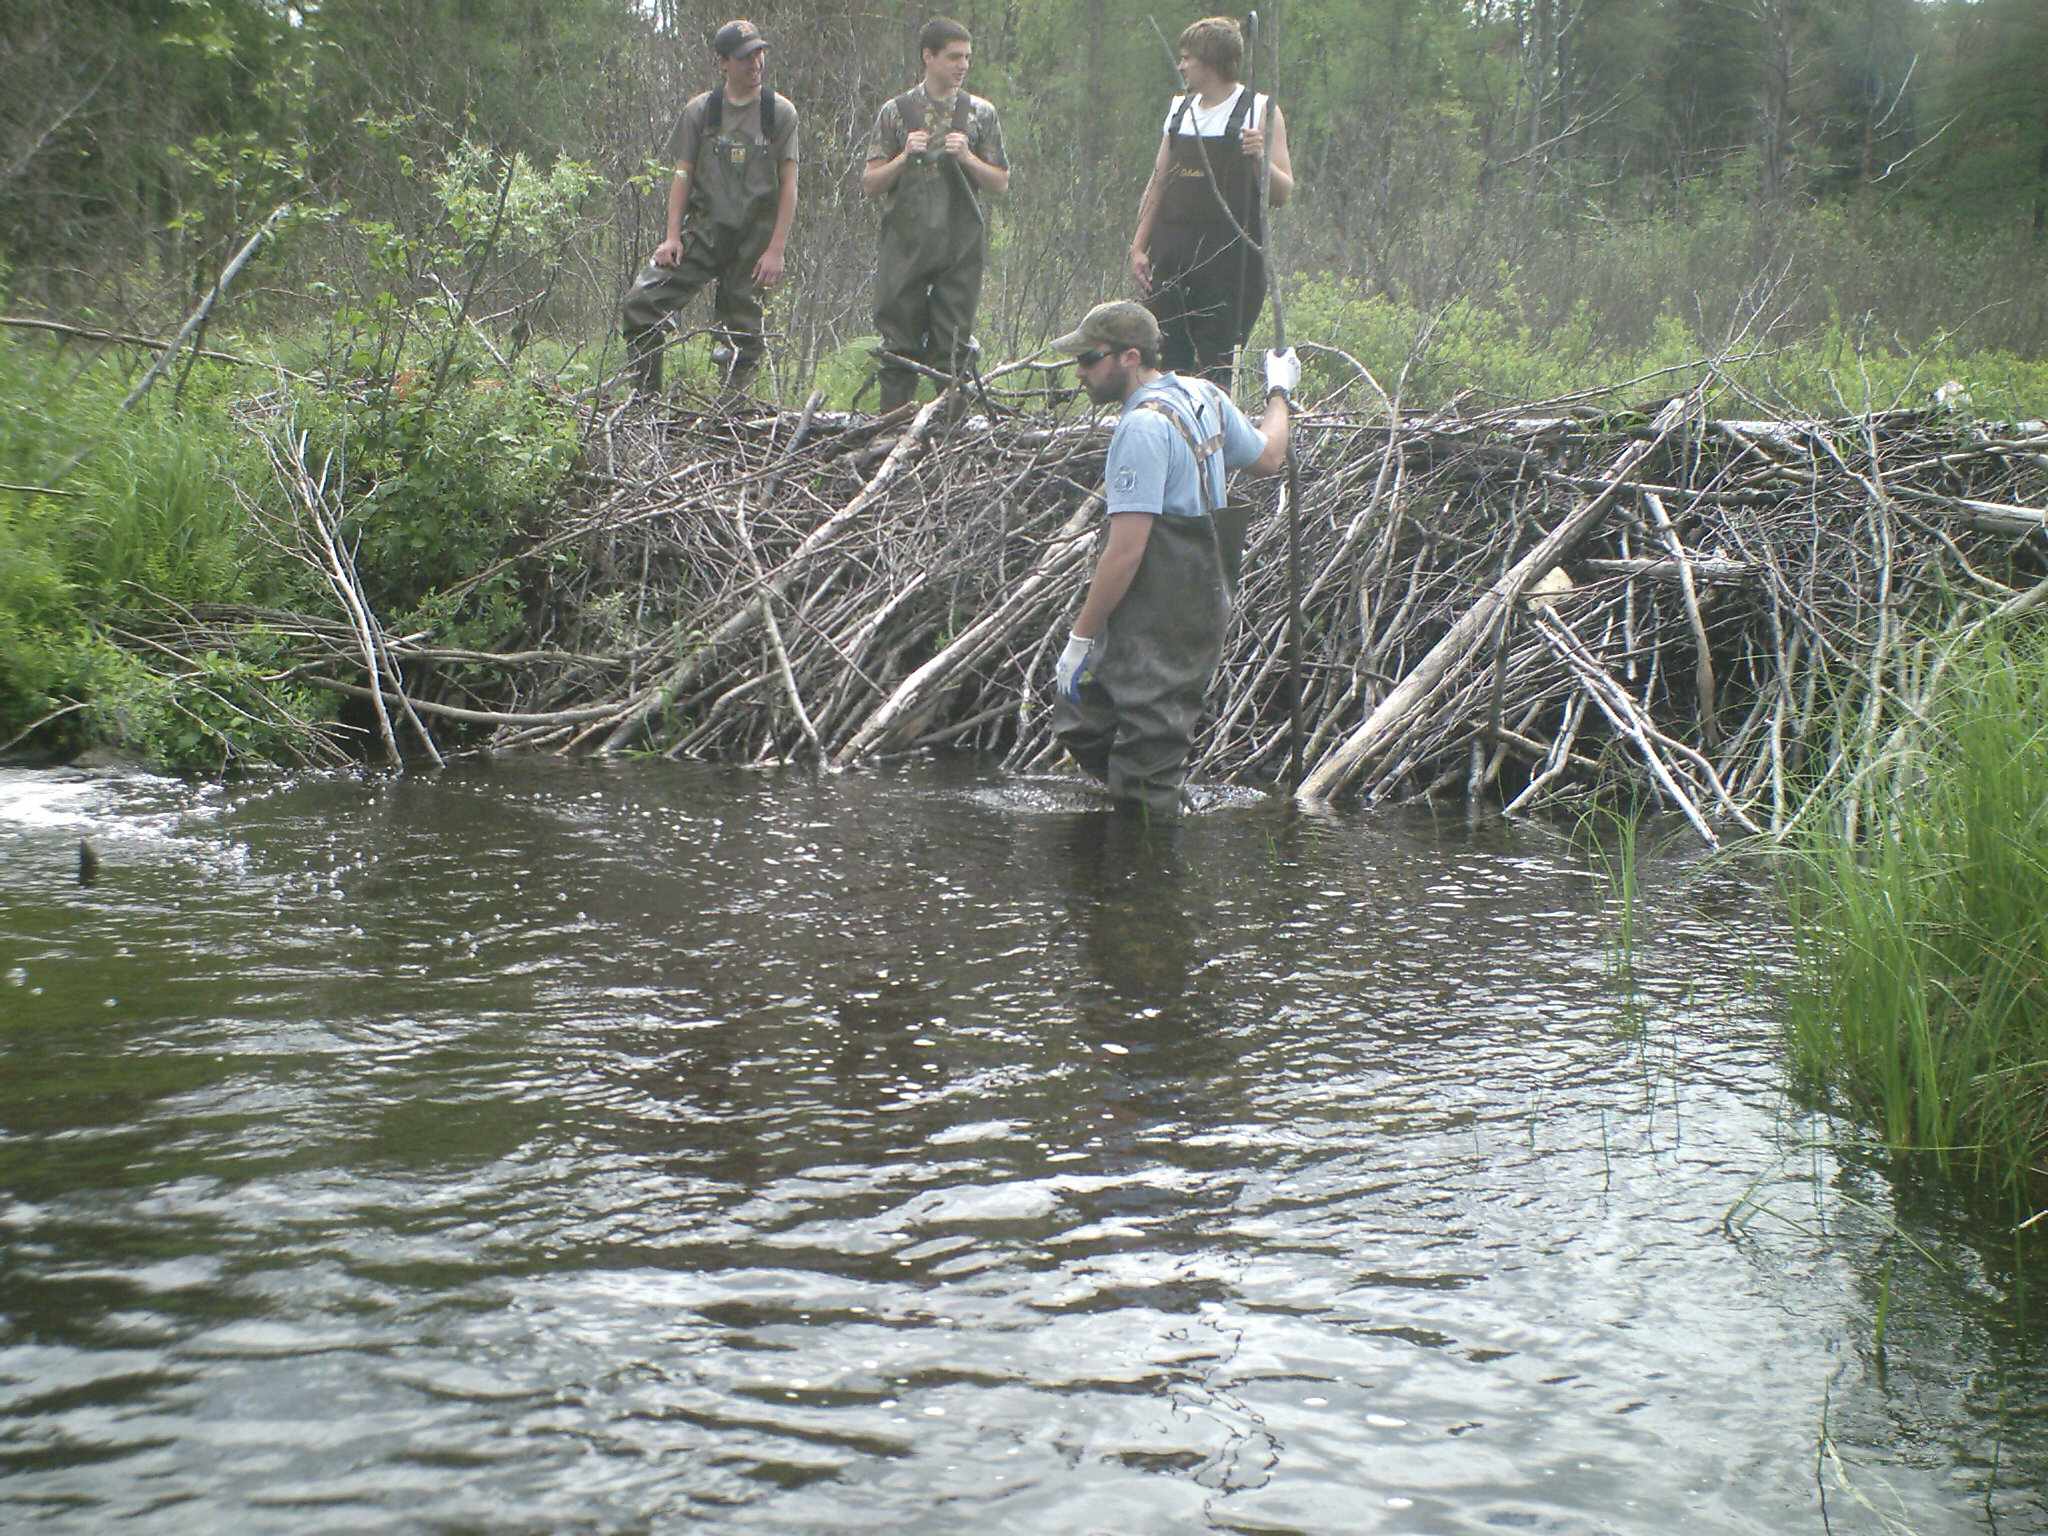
[904,129,930,157]
[752,246,785,288]
[1240,126,1265,159]
[1054,633,1097,702]
[653,236,684,269]
[1263,347,1300,397]
[1128,247,1153,298]
[943,130,970,159]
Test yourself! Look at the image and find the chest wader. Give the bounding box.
[1143,91,1265,387]
[875,91,983,414]
[622,91,784,395]
[1052,387,1252,817]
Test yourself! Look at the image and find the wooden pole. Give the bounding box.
[1256,1,1305,789]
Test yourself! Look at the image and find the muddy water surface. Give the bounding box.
[0,759,2042,1534]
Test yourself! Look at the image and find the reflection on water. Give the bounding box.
[0,759,2042,1534]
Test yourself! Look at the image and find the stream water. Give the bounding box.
[0,759,2042,1534]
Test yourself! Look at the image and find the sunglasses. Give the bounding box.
[1072,347,1117,369]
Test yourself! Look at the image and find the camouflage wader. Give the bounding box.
[875,90,988,413]
[623,90,788,395]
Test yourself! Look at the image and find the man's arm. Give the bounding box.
[654,160,694,267]
[1127,135,1174,296]
[753,158,798,286]
[1244,390,1291,476]
[1071,513,1155,639]
[1240,102,1294,207]
[947,135,1009,194]
[862,145,918,196]
[945,105,1009,195]
[862,109,922,197]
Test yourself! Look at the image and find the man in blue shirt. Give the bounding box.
[1049,300,1296,815]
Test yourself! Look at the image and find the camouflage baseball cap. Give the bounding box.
[713,19,769,56]
[1052,301,1162,358]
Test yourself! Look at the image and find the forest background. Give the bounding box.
[5,0,2048,408]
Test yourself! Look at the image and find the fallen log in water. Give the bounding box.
[206,383,2048,839]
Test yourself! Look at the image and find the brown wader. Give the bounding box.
[622,90,787,395]
[1052,391,1249,817]
[875,91,985,414]
[1143,91,1265,389]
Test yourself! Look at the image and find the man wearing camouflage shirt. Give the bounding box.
[860,16,1009,415]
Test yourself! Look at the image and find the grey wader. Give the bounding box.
[622,89,788,396]
[1052,387,1251,816]
[875,90,984,414]
[1143,91,1265,389]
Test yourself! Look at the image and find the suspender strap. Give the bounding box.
[1136,383,1228,517]
[1167,87,1257,139]
[1224,86,1255,137]
[897,90,973,142]
[705,89,778,139]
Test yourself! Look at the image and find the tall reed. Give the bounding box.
[1784,625,2048,1216]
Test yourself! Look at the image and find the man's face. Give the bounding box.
[1076,346,1137,406]
[1177,48,1216,92]
[924,40,972,93]
[719,47,764,93]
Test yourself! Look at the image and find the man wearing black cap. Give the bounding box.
[621,19,799,399]
[1048,300,1297,815]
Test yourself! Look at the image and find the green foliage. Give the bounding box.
[1784,625,2048,1216]
[432,140,606,256]
[286,339,578,634]
[0,332,283,757]
[1278,266,2048,418]
[80,631,330,773]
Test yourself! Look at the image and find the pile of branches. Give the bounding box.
[213,378,2048,843]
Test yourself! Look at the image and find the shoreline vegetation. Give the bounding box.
[1784,625,2048,1224]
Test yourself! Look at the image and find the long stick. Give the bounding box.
[1256,1,1305,788]
[1237,11,1259,390]
[49,203,293,485]
[117,203,293,417]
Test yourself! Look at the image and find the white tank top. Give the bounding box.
[1163,86,1266,137]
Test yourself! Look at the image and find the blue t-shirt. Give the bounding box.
[1104,375,1265,519]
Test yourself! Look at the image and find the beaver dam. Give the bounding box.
[227,383,2048,843]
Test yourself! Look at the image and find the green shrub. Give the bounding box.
[285,333,579,636]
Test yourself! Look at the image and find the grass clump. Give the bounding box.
[0,334,329,768]
[1784,625,2048,1217]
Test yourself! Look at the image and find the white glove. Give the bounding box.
[1054,633,1096,701]
[1263,346,1301,397]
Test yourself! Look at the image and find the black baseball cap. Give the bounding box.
[713,19,769,57]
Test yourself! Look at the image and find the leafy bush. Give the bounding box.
[283,338,579,637]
